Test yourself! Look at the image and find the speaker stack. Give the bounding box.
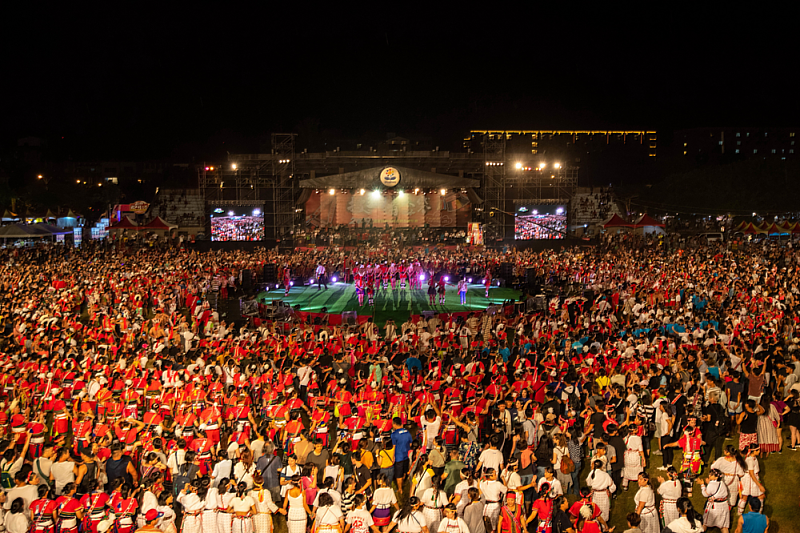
[263,264,277,284]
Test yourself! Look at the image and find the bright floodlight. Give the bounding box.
[556,207,564,215]
[468,277,473,283]
[332,276,337,282]
[329,188,335,195]
[532,209,538,215]
[228,211,234,216]
[444,276,449,282]
[515,162,523,169]
[290,281,294,286]
[252,209,261,216]
[372,190,380,198]
[539,163,546,170]
[360,189,365,195]
[420,274,426,281]
[440,188,446,195]
[310,278,314,283]
[231,163,237,170]
[398,190,404,197]
[553,162,561,169]
[414,188,420,194]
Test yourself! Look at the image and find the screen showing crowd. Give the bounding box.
[514,205,567,240]
[210,207,264,241]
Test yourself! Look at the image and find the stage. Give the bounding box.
[257,282,521,325]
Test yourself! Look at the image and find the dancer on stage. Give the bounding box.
[457,278,468,305]
[437,276,447,305]
[398,261,407,290]
[484,268,492,298]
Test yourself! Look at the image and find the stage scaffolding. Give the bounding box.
[200,133,297,241]
[482,133,507,241]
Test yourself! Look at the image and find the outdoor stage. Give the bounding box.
[257,282,521,325]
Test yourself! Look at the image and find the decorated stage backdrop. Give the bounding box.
[305,190,472,228]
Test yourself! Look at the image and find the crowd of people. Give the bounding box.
[293,226,468,249]
[211,216,265,242]
[0,233,797,533]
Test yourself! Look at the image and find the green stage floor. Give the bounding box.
[257,282,521,325]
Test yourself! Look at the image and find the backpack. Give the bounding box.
[0,461,13,489]
[560,454,575,475]
[173,462,191,497]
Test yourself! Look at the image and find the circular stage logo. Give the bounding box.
[379,167,401,187]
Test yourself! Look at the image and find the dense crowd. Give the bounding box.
[0,235,797,533]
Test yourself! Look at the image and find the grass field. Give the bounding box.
[258,282,522,326]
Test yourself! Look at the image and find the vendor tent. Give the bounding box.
[602,214,633,229]
[107,216,138,230]
[632,214,665,235]
[743,222,767,234]
[138,216,177,230]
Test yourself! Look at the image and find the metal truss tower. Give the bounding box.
[482,133,507,241]
[269,133,296,241]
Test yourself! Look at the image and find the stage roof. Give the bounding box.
[298,166,479,189]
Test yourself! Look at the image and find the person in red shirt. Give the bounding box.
[528,482,554,533]
[112,484,138,533]
[80,480,110,533]
[30,485,58,533]
[55,482,84,533]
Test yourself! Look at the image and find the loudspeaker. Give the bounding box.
[221,298,242,325]
[499,262,514,281]
[525,267,539,293]
[263,263,277,283]
[242,269,253,288]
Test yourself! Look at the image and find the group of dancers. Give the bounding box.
[281,261,494,307]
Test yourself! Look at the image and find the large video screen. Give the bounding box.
[210,207,264,241]
[515,205,567,240]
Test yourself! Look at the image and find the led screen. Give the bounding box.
[514,205,566,240]
[210,207,264,241]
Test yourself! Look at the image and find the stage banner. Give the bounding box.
[467,222,484,245]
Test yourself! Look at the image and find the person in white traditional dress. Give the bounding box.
[664,498,703,533]
[738,444,766,515]
[203,478,223,533]
[177,481,208,533]
[419,478,448,533]
[250,473,285,533]
[282,475,313,533]
[656,467,683,527]
[228,482,258,533]
[622,428,645,490]
[632,473,658,533]
[709,445,746,508]
[479,469,506,533]
[313,493,345,533]
[436,505,469,533]
[699,470,730,533]
[450,469,479,517]
[586,460,616,523]
[385,497,429,533]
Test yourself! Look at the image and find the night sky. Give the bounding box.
[4,5,798,159]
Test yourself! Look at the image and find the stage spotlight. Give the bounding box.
[414,188,419,194]
[276,284,280,289]
[332,276,337,282]
[252,209,261,216]
[444,276,449,282]
[468,277,473,283]
[289,281,294,286]
[556,207,564,215]
[360,189,365,195]
[553,162,561,169]
[309,278,314,284]
[398,190,404,197]
[227,211,234,216]
[329,189,335,195]
[440,188,446,195]
[539,163,546,170]
[372,190,380,198]
[231,163,237,170]
[420,274,426,281]
[514,162,522,169]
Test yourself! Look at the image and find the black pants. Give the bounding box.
[611,468,623,494]
[703,435,725,464]
[662,435,674,467]
[317,275,327,289]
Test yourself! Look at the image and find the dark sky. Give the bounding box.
[3,5,798,159]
